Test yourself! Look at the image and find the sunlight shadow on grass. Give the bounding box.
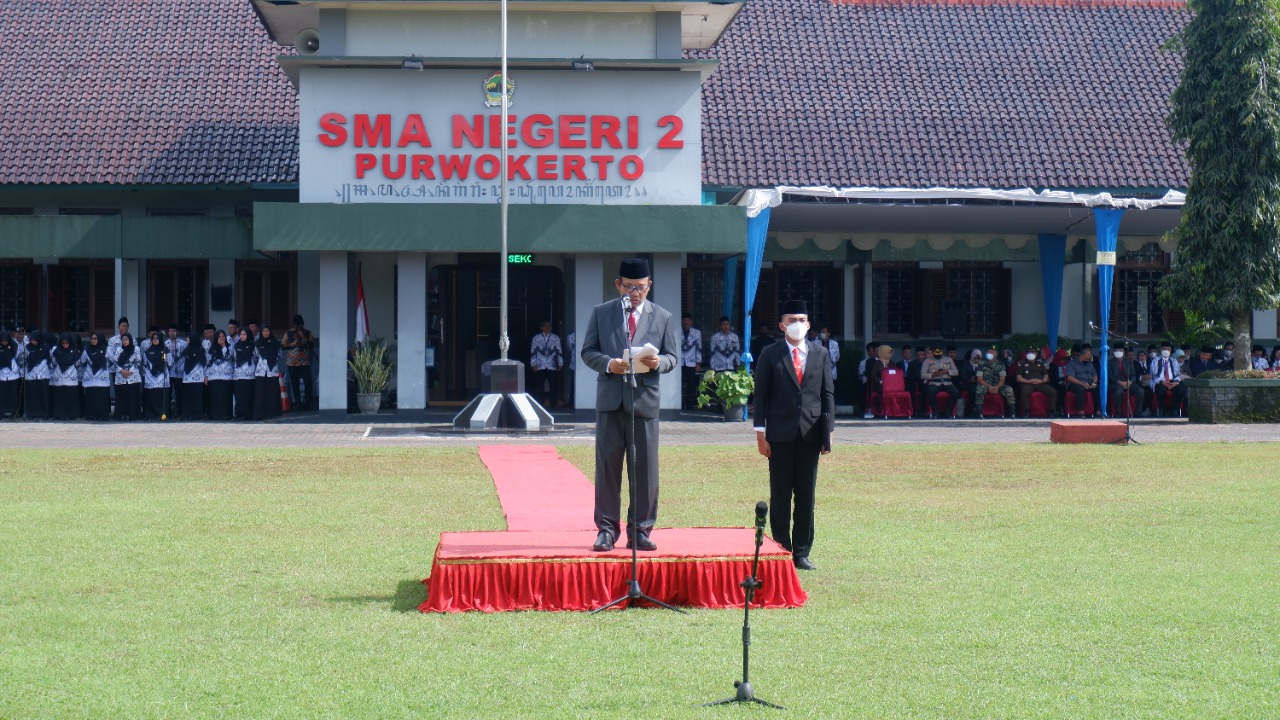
[328,578,427,613]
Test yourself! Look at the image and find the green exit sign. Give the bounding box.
[507,254,535,264]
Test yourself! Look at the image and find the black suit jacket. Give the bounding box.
[753,339,835,449]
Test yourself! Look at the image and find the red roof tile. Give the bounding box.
[0,0,297,186]
[692,0,1191,190]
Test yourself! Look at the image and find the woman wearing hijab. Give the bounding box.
[141,330,171,420]
[50,332,83,420]
[0,331,22,420]
[81,333,112,421]
[206,330,234,420]
[232,328,256,420]
[253,324,283,420]
[179,331,207,420]
[109,332,141,421]
[1270,346,1280,372]
[21,331,53,419]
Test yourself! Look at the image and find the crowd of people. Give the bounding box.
[850,338,1278,419]
[0,315,315,422]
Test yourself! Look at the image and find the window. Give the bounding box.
[776,264,840,328]
[873,267,916,336]
[0,264,36,329]
[947,266,1000,336]
[1111,242,1169,337]
[42,262,115,334]
[149,263,208,332]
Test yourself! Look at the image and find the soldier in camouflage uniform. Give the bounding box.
[972,344,1015,418]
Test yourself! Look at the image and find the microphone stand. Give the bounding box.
[704,502,782,709]
[592,305,685,615]
[1091,323,1141,446]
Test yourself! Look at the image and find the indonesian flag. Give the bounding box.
[355,267,370,344]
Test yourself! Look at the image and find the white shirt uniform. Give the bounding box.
[709,331,741,371]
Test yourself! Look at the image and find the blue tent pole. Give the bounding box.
[1093,209,1123,418]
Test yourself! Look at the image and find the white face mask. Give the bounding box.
[984,352,994,361]
[1025,353,1035,361]
[784,321,808,341]
[1161,349,1171,358]
[1113,350,1124,359]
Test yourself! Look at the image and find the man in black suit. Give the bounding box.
[580,258,680,552]
[752,300,835,571]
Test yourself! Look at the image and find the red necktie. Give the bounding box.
[793,347,803,384]
[627,309,636,339]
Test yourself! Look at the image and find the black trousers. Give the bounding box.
[1109,384,1145,416]
[0,379,16,418]
[593,408,660,541]
[768,435,821,558]
[287,365,311,411]
[531,368,558,408]
[170,377,184,416]
[1066,383,1099,415]
[681,365,699,409]
[926,382,959,417]
[1154,382,1188,414]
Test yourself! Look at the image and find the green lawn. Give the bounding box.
[1,444,1277,719]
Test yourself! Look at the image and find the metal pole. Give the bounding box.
[498,0,510,361]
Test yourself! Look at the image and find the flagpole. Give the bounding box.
[497,0,510,361]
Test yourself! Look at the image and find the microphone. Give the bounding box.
[1088,321,1100,331]
[621,295,632,314]
[755,501,768,529]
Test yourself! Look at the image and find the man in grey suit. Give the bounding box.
[753,300,834,570]
[580,258,680,552]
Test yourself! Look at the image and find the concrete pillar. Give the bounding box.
[396,252,427,411]
[573,254,604,414]
[842,263,856,341]
[861,261,873,346]
[208,259,236,326]
[318,251,349,416]
[653,253,682,413]
[115,259,143,331]
[296,252,320,337]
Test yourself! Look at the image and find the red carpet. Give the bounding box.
[478,445,594,531]
[420,445,809,613]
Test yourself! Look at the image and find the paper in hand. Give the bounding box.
[622,343,659,374]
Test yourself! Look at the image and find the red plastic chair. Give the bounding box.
[980,392,1006,418]
[1064,392,1096,418]
[929,390,958,418]
[1107,392,1138,418]
[879,368,913,418]
[1027,393,1049,419]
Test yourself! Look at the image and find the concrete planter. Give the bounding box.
[356,392,383,414]
[1182,377,1280,423]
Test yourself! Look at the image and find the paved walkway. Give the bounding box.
[1,412,1275,448]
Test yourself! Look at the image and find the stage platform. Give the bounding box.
[420,527,808,613]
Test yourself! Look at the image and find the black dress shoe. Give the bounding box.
[626,534,658,551]
[793,556,816,571]
[591,531,615,552]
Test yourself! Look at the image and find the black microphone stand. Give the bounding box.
[704,502,782,709]
[1095,324,1142,446]
[592,307,685,615]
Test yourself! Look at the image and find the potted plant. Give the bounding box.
[349,339,392,414]
[697,366,755,421]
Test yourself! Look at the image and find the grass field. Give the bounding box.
[1,444,1277,719]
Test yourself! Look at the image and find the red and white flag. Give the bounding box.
[355,267,370,344]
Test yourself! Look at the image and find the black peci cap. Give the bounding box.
[619,258,650,280]
[779,299,808,316]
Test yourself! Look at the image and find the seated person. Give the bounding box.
[920,346,960,418]
[1108,344,1149,417]
[1149,340,1188,416]
[1064,346,1100,416]
[1014,346,1058,418]
[972,345,1015,418]
[1188,346,1223,377]
[1251,345,1270,371]
[959,349,984,416]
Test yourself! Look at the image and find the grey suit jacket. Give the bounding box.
[580,297,679,418]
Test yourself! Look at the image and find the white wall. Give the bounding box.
[1007,261,1045,334]
[346,10,657,59]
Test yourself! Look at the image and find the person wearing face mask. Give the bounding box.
[972,345,1016,418]
[1250,344,1270,371]
[1014,345,1058,418]
[1149,340,1186,416]
[580,258,679,553]
[818,326,841,381]
[753,300,834,571]
[1221,341,1236,368]
[921,346,961,418]
[1108,344,1149,417]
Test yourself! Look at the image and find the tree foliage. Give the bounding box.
[1162,0,1280,321]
